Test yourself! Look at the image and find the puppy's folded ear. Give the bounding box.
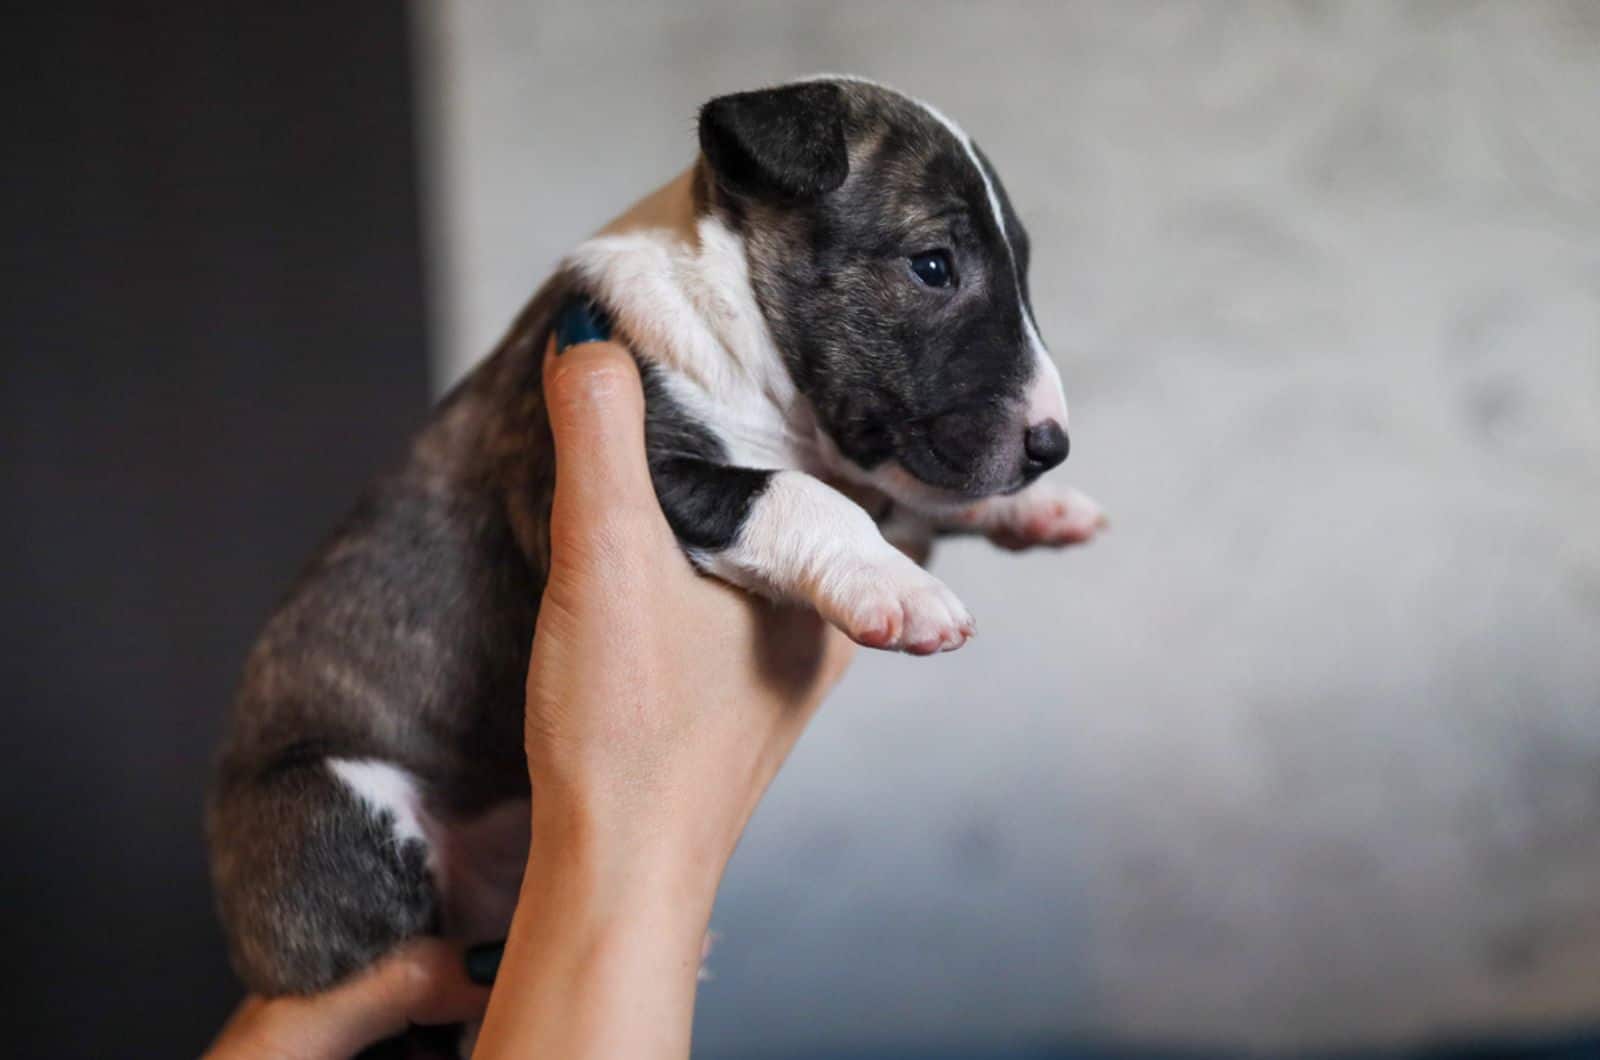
[698,82,849,200]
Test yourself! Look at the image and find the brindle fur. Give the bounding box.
[209,78,1067,995]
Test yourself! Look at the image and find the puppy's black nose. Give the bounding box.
[1024,420,1069,471]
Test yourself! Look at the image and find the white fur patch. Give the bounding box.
[566,197,814,472]
[707,471,974,653]
[703,471,890,597]
[326,758,430,848]
[1024,350,1069,429]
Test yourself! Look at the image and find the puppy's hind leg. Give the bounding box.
[207,754,439,995]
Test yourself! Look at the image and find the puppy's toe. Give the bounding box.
[989,484,1107,549]
[898,580,974,655]
[822,561,973,655]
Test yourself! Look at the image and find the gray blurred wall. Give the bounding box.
[412,2,1600,1053]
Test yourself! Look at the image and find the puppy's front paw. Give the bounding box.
[819,557,974,655]
[960,483,1108,551]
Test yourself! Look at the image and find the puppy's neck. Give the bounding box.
[563,166,801,432]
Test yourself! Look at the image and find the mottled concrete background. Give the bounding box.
[413,2,1600,1053]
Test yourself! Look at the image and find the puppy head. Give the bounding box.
[699,77,1069,505]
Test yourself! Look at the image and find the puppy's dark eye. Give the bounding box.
[908,250,954,289]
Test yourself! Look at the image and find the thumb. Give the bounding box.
[541,300,663,536]
[314,939,485,1051]
[361,937,493,1030]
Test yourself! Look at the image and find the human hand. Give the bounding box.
[203,939,487,1060]
[472,303,854,1058]
[525,321,855,878]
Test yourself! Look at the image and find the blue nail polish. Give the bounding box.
[464,940,504,985]
[553,296,612,352]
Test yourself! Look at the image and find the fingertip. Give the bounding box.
[541,331,664,538]
[383,939,492,1026]
[542,336,645,436]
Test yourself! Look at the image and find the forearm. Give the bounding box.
[472,792,723,1060]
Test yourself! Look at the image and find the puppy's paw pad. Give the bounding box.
[824,564,973,655]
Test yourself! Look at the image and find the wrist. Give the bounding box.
[527,774,732,921]
[477,783,715,1058]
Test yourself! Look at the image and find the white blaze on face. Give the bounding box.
[1023,326,1069,430]
[908,91,1070,432]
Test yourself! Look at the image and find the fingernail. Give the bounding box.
[464,940,504,985]
[553,296,612,353]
